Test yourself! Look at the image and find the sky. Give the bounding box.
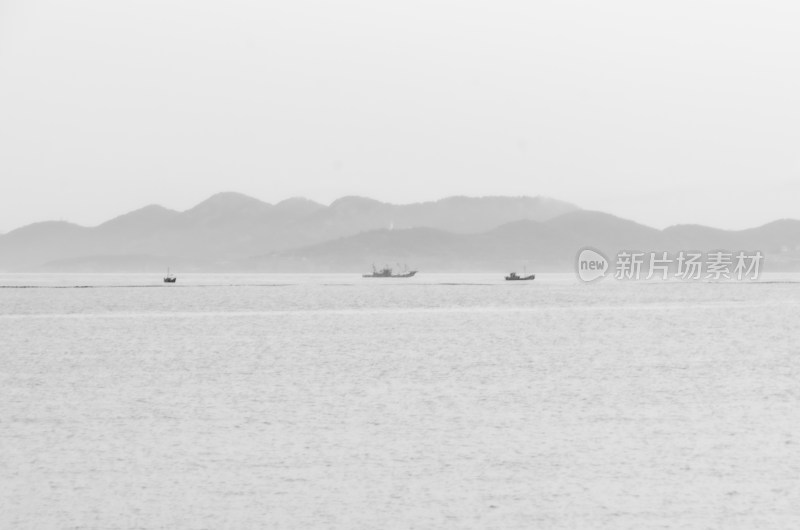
[1,0,799,233]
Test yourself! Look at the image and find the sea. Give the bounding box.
[1,273,799,529]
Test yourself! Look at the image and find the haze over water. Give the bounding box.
[2,274,799,528]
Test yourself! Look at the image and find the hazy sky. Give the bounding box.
[1,0,799,233]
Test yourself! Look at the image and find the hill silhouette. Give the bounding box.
[1,194,798,272]
[242,213,800,272]
[0,193,577,270]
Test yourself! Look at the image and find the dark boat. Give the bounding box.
[505,271,535,281]
[363,264,417,278]
[163,268,177,283]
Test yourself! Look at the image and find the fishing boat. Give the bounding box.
[163,268,177,283]
[363,264,417,278]
[505,271,535,281]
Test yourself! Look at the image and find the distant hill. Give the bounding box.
[0,221,93,270]
[0,193,579,271]
[243,212,800,273]
[2,193,798,272]
[291,195,578,239]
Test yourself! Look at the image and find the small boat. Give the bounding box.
[505,271,535,281]
[163,268,177,283]
[363,264,417,278]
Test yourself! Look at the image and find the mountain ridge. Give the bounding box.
[243,216,800,273]
[0,193,579,270]
[2,193,799,272]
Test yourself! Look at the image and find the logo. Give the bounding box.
[576,247,609,282]
[574,248,763,282]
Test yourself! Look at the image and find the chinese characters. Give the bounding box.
[613,251,763,281]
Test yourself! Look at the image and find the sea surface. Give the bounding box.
[1,273,799,529]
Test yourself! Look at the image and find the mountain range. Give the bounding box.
[1,193,799,272]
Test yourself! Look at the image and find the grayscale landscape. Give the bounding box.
[3,1,800,529]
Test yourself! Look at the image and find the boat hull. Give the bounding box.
[363,271,417,278]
